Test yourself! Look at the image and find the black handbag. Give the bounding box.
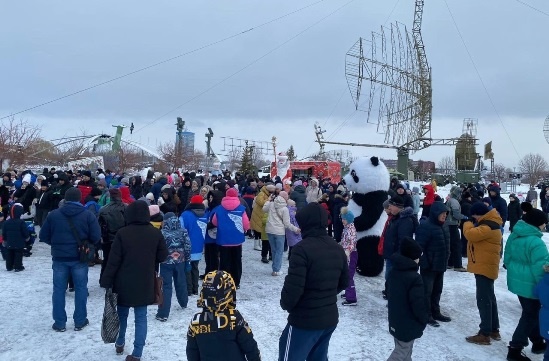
[66,216,95,263]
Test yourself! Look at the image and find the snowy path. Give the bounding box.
[1,234,546,361]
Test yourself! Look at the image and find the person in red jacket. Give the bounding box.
[421,184,435,219]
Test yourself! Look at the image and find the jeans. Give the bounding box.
[186,260,199,295]
[117,306,147,358]
[447,225,462,268]
[345,251,358,302]
[268,233,285,273]
[387,338,415,361]
[421,270,444,317]
[219,245,242,287]
[157,263,188,318]
[475,274,500,336]
[52,260,89,328]
[510,296,544,349]
[278,324,336,361]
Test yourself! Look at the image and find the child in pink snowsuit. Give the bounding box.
[340,207,357,305]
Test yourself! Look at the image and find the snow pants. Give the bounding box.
[279,324,336,361]
[5,248,23,271]
[186,260,199,295]
[219,245,242,287]
[387,338,415,361]
[345,251,358,302]
[509,296,544,349]
[421,270,444,317]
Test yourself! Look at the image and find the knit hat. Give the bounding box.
[82,170,92,178]
[163,212,176,221]
[470,202,490,216]
[64,187,81,202]
[98,179,107,187]
[97,173,105,180]
[400,237,422,260]
[226,188,238,198]
[275,183,283,191]
[522,209,548,228]
[383,199,390,209]
[190,195,204,204]
[109,188,121,199]
[22,173,31,184]
[279,191,289,201]
[265,184,276,192]
[482,197,492,206]
[294,180,303,187]
[245,186,255,195]
[161,184,172,193]
[521,202,533,213]
[40,181,49,188]
[146,192,155,202]
[340,207,355,223]
[388,195,404,208]
[121,177,129,185]
[149,205,160,217]
[90,187,103,197]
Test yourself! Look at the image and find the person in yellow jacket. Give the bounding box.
[462,202,503,346]
[250,184,276,257]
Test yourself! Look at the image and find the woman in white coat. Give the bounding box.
[263,191,300,276]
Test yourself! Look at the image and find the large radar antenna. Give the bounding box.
[345,0,432,152]
[544,115,549,144]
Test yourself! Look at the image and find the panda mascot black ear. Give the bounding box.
[370,157,379,166]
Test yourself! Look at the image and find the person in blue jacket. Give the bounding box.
[2,203,30,272]
[181,195,208,296]
[39,187,101,332]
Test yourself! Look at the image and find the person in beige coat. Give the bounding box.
[263,191,300,276]
[306,178,322,204]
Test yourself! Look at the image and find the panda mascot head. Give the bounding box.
[343,156,389,277]
[343,156,390,195]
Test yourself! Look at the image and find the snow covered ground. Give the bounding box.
[1,183,548,361]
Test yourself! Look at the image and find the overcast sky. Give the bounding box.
[1,0,548,169]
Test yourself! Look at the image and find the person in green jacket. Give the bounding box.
[504,208,549,361]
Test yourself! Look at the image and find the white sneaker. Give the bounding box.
[272,271,283,276]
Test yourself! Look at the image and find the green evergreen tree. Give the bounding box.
[287,145,297,161]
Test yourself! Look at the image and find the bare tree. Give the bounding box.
[157,141,178,171]
[493,163,507,183]
[437,156,455,175]
[518,153,548,185]
[0,117,42,171]
[225,148,242,172]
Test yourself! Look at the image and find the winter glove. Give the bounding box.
[185,261,191,273]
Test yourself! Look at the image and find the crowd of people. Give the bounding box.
[0,167,549,360]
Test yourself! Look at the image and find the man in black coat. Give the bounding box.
[387,237,428,360]
[100,200,167,360]
[416,201,451,327]
[279,202,348,361]
[98,188,127,277]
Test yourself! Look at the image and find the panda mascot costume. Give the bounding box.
[343,156,389,277]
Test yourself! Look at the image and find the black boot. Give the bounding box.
[433,313,452,322]
[506,346,531,361]
[531,340,547,354]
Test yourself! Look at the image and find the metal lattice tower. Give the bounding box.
[345,0,432,152]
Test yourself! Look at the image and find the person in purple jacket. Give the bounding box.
[285,199,302,260]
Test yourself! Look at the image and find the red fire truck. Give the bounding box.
[268,160,342,183]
